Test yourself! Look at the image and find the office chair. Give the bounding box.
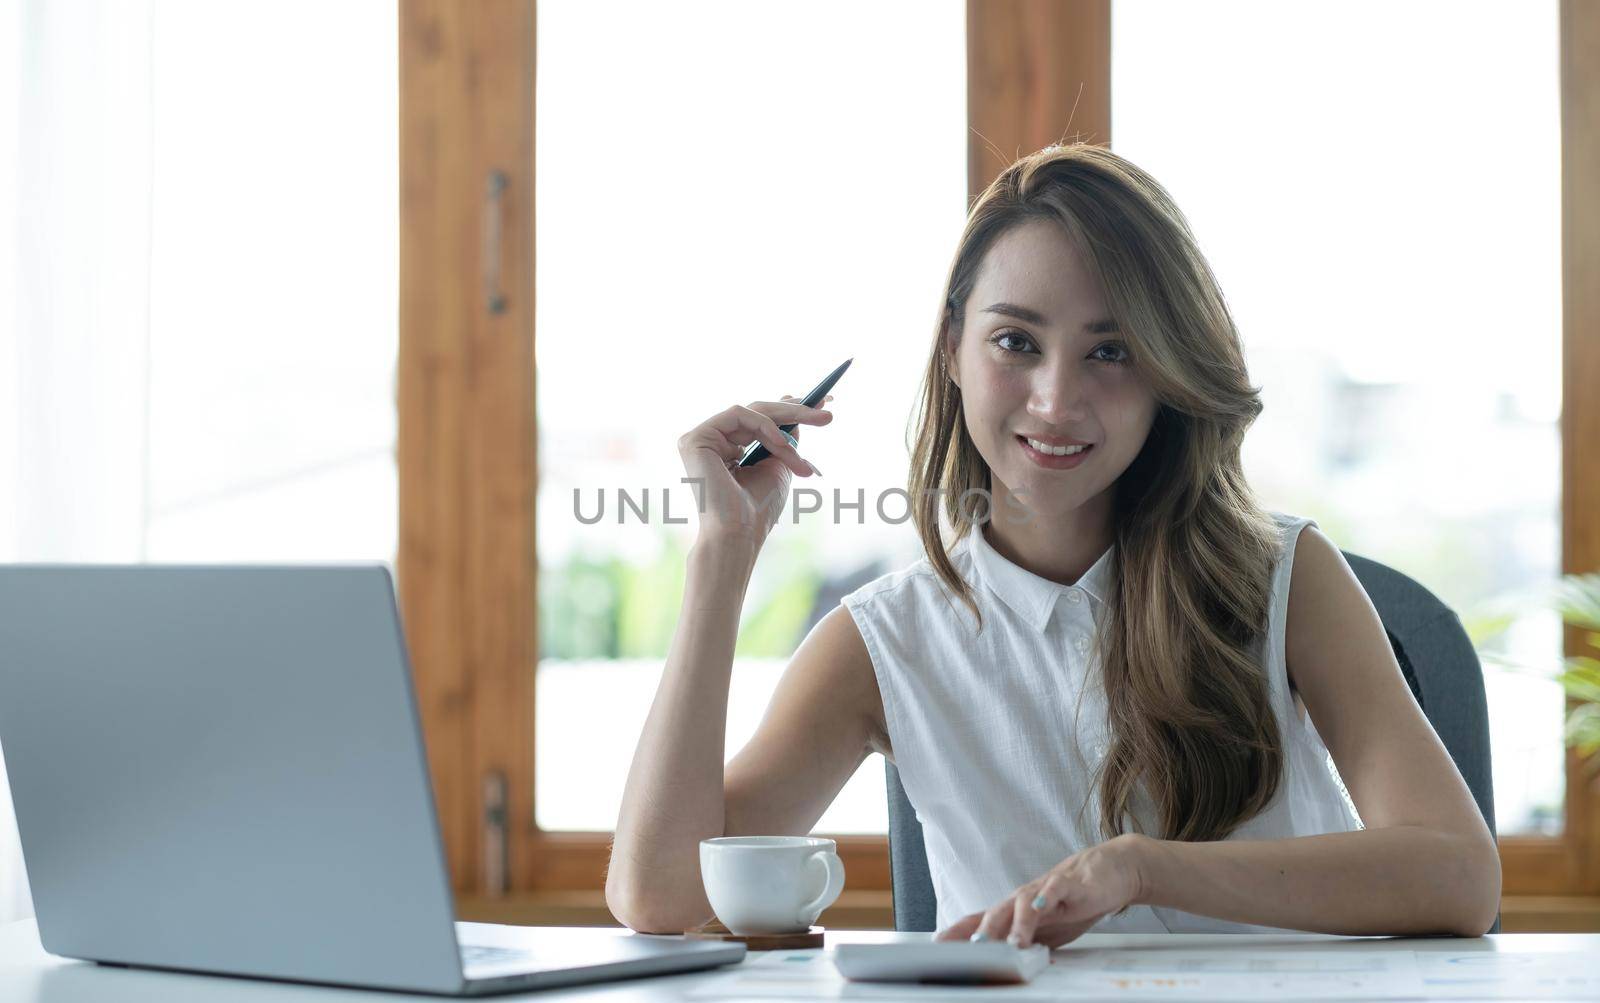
[884,550,1501,933]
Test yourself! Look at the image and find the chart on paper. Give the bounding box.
[691,944,1600,1001]
[688,948,1432,1001]
[1049,949,1426,999]
[1415,950,1600,999]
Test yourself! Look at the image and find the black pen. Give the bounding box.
[738,358,852,467]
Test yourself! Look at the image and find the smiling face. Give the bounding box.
[947,218,1160,532]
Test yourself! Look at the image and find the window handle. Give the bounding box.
[484,169,509,315]
[482,768,509,896]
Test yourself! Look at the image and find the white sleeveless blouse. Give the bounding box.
[841,511,1362,933]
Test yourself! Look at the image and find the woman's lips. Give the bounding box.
[1017,434,1094,469]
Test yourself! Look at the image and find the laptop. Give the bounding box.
[0,564,745,995]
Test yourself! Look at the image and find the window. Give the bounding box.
[1112,0,1563,835]
[533,0,966,833]
[403,0,1599,918]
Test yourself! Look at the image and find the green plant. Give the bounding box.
[1551,573,1600,766]
[539,523,826,662]
[539,549,626,660]
[1464,572,1600,783]
[734,527,825,659]
[615,531,690,658]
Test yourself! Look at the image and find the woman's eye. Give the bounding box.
[988,330,1034,354]
[989,331,1130,365]
[1093,342,1130,365]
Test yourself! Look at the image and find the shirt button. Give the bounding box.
[1066,589,1083,603]
[1075,634,1090,654]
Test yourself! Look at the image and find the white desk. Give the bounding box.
[2,919,1598,1001]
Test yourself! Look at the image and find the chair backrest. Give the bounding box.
[884,549,1499,933]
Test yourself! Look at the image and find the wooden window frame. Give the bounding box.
[398,0,1600,927]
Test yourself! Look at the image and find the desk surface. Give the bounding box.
[2,919,1598,1001]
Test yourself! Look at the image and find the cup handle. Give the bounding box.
[797,849,846,927]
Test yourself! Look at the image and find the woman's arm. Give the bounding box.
[1139,525,1499,936]
[605,537,757,934]
[606,399,818,933]
[951,524,1500,946]
[605,540,883,933]
[1133,826,1498,937]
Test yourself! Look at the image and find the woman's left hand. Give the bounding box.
[933,833,1153,948]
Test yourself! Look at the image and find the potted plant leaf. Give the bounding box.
[1464,572,1600,785]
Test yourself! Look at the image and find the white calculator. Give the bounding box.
[832,941,1052,984]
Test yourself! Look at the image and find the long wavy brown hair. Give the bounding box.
[908,143,1286,845]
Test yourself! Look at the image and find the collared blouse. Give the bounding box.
[840,510,1362,933]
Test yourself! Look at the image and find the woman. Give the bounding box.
[604,143,1500,946]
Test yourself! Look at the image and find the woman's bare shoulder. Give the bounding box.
[809,603,891,759]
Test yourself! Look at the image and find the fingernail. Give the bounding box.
[969,930,988,942]
[1032,894,1047,910]
[1006,932,1021,947]
[808,460,822,476]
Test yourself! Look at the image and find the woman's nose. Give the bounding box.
[1027,364,1090,424]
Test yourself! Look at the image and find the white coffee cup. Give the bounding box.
[699,835,846,935]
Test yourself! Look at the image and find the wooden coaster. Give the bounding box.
[685,919,825,950]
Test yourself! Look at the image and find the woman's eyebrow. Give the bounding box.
[979,302,1119,334]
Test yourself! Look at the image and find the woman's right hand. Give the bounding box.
[677,394,833,549]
